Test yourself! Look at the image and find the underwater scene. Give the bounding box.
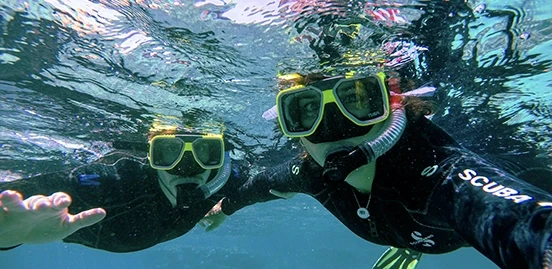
[1,0,551,268]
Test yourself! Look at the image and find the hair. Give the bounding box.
[277,72,436,121]
[402,96,435,121]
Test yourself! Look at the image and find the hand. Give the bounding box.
[269,189,297,199]
[323,147,368,183]
[0,190,106,247]
[199,198,227,232]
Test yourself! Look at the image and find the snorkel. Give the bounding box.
[199,151,232,198]
[353,80,438,164]
[320,96,405,182]
[322,85,435,182]
[354,96,406,164]
[158,151,232,207]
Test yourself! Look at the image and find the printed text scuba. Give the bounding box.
[458,169,533,204]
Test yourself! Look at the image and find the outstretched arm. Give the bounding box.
[435,154,552,269]
[220,156,322,216]
[200,156,323,231]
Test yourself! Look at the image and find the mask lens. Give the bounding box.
[335,77,386,122]
[192,138,223,168]
[278,87,322,134]
[151,137,185,168]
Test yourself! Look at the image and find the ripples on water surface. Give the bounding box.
[0,0,551,268]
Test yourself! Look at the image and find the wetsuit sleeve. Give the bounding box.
[0,171,77,200]
[434,153,552,269]
[221,156,323,215]
[0,160,125,198]
[0,152,154,252]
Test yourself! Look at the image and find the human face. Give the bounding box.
[277,73,389,139]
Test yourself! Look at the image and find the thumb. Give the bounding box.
[205,216,225,232]
[68,208,106,229]
[205,223,220,232]
[269,189,297,199]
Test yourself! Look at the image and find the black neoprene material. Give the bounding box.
[0,151,247,253]
[222,116,552,269]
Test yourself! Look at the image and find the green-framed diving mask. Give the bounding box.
[148,133,225,175]
[276,72,390,138]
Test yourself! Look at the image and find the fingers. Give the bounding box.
[50,192,72,210]
[0,190,27,212]
[68,208,106,229]
[203,209,216,218]
[24,195,52,211]
[1,191,72,214]
[25,192,71,212]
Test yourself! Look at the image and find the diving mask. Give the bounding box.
[148,133,224,176]
[276,72,390,139]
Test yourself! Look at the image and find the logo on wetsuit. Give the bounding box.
[291,165,300,175]
[410,231,435,247]
[458,169,533,204]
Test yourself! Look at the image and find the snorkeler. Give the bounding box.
[0,125,247,252]
[202,71,552,269]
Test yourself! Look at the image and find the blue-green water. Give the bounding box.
[1,0,551,268]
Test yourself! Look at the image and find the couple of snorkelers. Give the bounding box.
[2,70,552,269]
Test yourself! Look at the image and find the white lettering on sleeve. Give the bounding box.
[456,168,533,204]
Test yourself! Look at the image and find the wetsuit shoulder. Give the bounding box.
[432,148,552,268]
[373,116,464,212]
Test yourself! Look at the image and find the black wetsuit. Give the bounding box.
[221,116,552,269]
[0,150,247,253]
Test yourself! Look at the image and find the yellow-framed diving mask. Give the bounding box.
[148,133,225,171]
[276,72,390,138]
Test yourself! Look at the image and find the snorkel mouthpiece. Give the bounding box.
[176,153,231,206]
[161,152,232,207]
[323,106,407,182]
